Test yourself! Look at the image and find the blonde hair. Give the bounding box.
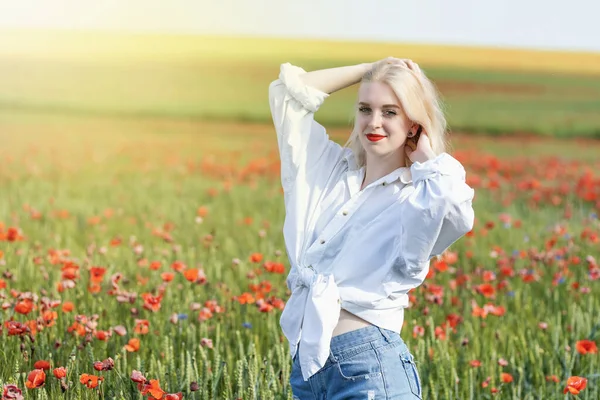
[344,62,449,168]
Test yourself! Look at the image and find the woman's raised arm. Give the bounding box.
[298,62,372,94]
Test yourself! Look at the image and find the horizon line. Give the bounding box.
[2,27,600,56]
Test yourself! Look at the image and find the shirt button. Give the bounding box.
[320,239,326,244]
[382,182,387,186]
[342,210,348,216]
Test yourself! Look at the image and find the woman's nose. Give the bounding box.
[368,112,383,129]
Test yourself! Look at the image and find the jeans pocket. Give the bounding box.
[335,350,382,381]
[400,353,422,399]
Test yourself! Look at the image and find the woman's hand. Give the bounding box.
[405,130,436,164]
[370,57,423,76]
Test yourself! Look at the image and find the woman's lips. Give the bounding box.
[366,134,386,142]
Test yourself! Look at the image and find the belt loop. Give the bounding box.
[328,348,337,362]
[377,326,391,342]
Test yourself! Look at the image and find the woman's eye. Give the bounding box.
[358,107,395,116]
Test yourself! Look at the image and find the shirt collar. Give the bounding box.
[383,167,412,185]
[355,166,413,188]
[343,151,413,187]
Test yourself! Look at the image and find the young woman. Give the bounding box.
[268,57,475,399]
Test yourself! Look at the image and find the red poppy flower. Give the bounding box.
[14,300,34,315]
[79,373,104,389]
[89,267,106,283]
[563,376,587,395]
[33,360,51,370]
[53,367,67,379]
[249,253,263,263]
[575,340,598,355]
[501,373,513,383]
[93,357,114,371]
[134,319,150,334]
[25,369,46,389]
[130,370,147,384]
[475,284,495,298]
[139,379,165,399]
[124,338,140,352]
[183,268,207,284]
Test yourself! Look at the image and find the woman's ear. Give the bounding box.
[407,124,421,138]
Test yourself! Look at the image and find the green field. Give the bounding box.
[0,31,599,399]
[1,31,600,138]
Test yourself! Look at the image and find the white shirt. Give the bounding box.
[269,62,475,381]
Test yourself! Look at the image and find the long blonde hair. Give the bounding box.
[344,62,449,168]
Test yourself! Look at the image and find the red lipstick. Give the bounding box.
[366,134,386,142]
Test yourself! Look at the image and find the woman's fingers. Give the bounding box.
[380,57,422,74]
[382,57,407,67]
[405,60,422,75]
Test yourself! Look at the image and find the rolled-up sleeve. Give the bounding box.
[268,63,345,197]
[398,153,475,276]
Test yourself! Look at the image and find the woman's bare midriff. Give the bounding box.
[332,308,373,337]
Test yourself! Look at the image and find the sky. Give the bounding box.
[1,0,599,52]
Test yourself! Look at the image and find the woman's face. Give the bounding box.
[356,81,412,162]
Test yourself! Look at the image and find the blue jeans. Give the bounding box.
[290,325,423,399]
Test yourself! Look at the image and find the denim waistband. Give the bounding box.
[329,325,401,355]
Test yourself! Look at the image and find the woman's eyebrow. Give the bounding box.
[358,102,400,108]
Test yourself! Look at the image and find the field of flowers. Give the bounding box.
[1,30,600,400]
[0,115,599,399]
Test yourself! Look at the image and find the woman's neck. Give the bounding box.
[360,151,406,190]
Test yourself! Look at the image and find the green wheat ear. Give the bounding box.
[214,322,221,351]
[202,358,212,396]
[135,354,142,374]
[212,347,221,387]
[236,330,244,359]
[165,335,176,387]
[153,358,163,384]
[234,358,245,399]
[38,387,49,400]
[212,360,225,398]
[197,344,208,394]
[184,349,192,389]
[221,362,232,400]
[259,363,275,400]
[268,363,277,397]
[85,342,95,365]
[12,357,20,381]
[121,348,128,374]
[245,349,257,399]
[192,352,200,387]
